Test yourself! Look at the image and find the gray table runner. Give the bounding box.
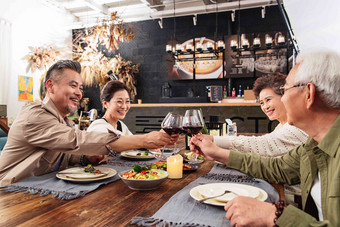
[131,163,279,227]
[0,154,157,200]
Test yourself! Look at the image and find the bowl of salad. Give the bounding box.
[119,165,168,190]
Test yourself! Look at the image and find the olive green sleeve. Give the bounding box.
[226,146,302,185]
[277,205,330,227]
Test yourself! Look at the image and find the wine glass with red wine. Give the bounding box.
[151,112,183,161]
[162,112,183,153]
[182,109,204,164]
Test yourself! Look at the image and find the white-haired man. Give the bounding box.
[191,50,340,226]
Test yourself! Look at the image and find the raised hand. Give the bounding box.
[190,135,229,164]
[142,131,179,149]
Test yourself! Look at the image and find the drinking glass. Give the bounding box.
[161,112,183,156]
[79,111,91,130]
[182,109,204,164]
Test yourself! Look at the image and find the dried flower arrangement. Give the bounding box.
[73,46,139,100]
[72,11,138,100]
[22,46,63,73]
[75,12,135,53]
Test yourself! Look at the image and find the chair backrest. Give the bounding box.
[0,120,9,135]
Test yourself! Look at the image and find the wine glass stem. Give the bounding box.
[162,145,166,159]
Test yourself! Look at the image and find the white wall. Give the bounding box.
[284,0,340,54]
[0,0,75,122]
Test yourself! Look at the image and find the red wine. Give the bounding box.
[182,126,203,136]
[163,127,182,135]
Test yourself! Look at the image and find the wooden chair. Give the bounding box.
[0,120,9,135]
[271,183,286,203]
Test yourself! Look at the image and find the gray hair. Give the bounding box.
[295,50,340,108]
[45,60,81,84]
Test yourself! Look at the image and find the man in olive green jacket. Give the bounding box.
[191,50,340,226]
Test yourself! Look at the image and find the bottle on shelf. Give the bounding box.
[206,86,211,102]
[226,119,236,136]
[223,86,228,98]
[238,85,242,97]
[233,122,237,136]
[231,88,236,97]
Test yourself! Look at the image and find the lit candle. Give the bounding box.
[242,39,249,48]
[196,43,203,51]
[167,154,183,179]
[278,35,285,44]
[217,40,224,49]
[176,44,182,52]
[166,44,172,53]
[186,43,193,51]
[253,38,260,46]
[266,36,272,46]
[230,40,237,48]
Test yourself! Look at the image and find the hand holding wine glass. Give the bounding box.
[155,112,183,161]
[182,109,204,164]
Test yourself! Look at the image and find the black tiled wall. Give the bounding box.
[84,6,287,110]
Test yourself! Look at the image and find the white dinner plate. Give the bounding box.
[189,183,268,206]
[56,167,117,182]
[121,150,155,159]
[198,183,252,202]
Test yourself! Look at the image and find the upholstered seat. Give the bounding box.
[0,128,8,152]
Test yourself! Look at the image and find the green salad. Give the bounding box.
[121,164,167,180]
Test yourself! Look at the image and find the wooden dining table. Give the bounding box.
[0,136,284,227]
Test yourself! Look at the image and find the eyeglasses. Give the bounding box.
[112,100,130,107]
[279,84,306,95]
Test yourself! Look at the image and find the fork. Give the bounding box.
[148,151,167,161]
[196,190,235,204]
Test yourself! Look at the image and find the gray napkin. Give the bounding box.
[131,164,279,227]
[0,155,158,200]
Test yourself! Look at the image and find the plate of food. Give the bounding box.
[56,165,117,182]
[181,152,205,164]
[121,150,155,160]
[183,164,200,173]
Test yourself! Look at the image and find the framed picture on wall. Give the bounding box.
[225,34,254,78]
[18,75,33,101]
[225,32,291,78]
[167,37,224,80]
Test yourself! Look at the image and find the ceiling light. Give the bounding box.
[231,10,235,22]
[158,18,163,29]
[193,14,197,26]
[261,6,266,19]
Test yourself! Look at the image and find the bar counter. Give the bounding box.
[131,102,260,107]
[125,101,277,135]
